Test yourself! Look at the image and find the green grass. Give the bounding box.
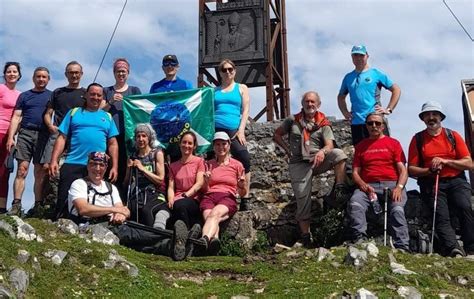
[0,216,473,298]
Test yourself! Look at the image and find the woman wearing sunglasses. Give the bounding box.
[214,59,251,209]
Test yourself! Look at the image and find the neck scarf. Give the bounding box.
[294,110,331,159]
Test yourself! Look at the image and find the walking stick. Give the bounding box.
[135,166,139,223]
[429,171,440,254]
[126,166,133,208]
[383,187,389,246]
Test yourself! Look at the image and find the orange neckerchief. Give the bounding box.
[294,110,331,141]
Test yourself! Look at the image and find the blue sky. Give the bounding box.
[1,0,473,210]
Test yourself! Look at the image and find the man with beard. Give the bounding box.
[274,91,348,247]
[347,112,410,251]
[408,101,473,257]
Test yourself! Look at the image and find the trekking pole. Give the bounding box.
[429,171,440,254]
[126,166,133,208]
[135,166,139,223]
[383,187,389,246]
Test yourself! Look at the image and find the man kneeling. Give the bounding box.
[68,152,197,261]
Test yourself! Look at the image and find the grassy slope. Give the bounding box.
[0,217,472,298]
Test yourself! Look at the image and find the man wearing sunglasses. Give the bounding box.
[337,45,401,146]
[149,55,193,93]
[274,91,348,248]
[347,112,410,251]
[407,101,473,257]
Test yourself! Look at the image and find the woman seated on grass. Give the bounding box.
[199,132,248,255]
[168,131,205,229]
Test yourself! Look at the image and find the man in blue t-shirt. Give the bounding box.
[49,83,118,219]
[5,67,52,216]
[149,54,193,93]
[337,45,401,146]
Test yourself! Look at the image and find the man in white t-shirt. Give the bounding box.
[67,151,197,261]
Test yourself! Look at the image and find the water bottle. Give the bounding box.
[369,192,382,214]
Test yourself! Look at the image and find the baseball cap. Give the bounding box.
[162,54,179,65]
[418,101,446,121]
[88,152,110,165]
[213,131,230,142]
[351,45,367,55]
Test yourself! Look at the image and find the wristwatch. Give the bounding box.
[397,184,404,189]
[386,108,393,115]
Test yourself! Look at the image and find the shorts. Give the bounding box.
[40,132,57,164]
[200,192,238,217]
[15,128,44,163]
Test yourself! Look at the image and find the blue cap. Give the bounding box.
[351,45,367,55]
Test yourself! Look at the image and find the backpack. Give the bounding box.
[415,128,456,167]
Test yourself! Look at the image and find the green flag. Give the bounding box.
[123,87,215,155]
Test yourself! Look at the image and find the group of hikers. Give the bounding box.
[0,45,472,260]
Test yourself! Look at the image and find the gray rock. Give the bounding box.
[273,243,291,253]
[91,224,120,246]
[57,218,79,235]
[364,242,379,257]
[356,288,377,299]
[9,268,28,294]
[44,250,68,266]
[388,253,416,275]
[31,257,41,272]
[0,285,13,298]
[397,286,422,299]
[456,276,468,286]
[103,249,138,277]
[10,217,37,241]
[0,220,15,239]
[231,296,250,299]
[344,246,368,268]
[317,247,335,262]
[285,250,304,258]
[223,212,257,249]
[17,250,30,264]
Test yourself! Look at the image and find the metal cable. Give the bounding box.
[443,0,473,42]
[93,0,129,82]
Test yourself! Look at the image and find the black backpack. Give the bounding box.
[70,178,115,223]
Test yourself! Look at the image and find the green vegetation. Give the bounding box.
[0,217,473,298]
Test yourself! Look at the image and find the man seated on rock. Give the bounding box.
[347,113,410,252]
[407,101,473,257]
[68,151,199,261]
[273,91,349,247]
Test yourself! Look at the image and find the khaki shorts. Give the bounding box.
[289,148,347,221]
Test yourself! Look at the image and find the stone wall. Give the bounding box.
[225,119,355,248]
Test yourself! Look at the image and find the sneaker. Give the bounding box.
[171,220,188,261]
[185,223,202,258]
[449,247,465,258]
[334,184,352,208]
[7,200,22,216]
[208,238,221,256]
[239,197,251,211]
[301,233,313,248]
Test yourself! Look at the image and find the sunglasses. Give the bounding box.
[220,67,234,73]
[163,62,178,67]
[366,121,383,127]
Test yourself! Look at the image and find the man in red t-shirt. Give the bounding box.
[348,113,409,251]
[408,101,473,257]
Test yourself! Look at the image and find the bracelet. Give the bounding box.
[386,108,392,115]
[397,184,404,189]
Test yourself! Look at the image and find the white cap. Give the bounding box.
[213,131,230,141]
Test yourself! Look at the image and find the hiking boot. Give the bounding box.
[208,238,221,256]
[171,220,188,261]
[449,247,465,258]
[7,200,22,216]
[239,197,251,211]
[352,235,368,246]
[334,183,352,208]
[301,233,313,248]
[0,208,7,214]
[185,223,202,258]
[26,202,44,218]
